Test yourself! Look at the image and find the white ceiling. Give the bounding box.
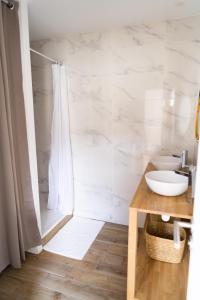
[28,0,200,41]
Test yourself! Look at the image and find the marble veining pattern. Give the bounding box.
[31,16,200,226]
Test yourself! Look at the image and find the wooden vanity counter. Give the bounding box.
[130,163,193,219]
[127,163,193,300]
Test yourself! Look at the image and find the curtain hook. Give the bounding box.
[7,2,14,10]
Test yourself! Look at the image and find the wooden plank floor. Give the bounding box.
[0,223,128,300]
[0,223,189,300]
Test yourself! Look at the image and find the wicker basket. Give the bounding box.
[145,216,186,264]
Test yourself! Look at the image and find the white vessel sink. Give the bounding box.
[151,155,182,171]
[145,170,188,196]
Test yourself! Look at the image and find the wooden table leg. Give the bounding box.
[127,208,138,300]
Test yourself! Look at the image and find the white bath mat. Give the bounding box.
[44,216,105,260]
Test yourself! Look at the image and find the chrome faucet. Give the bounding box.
[175,167,192,185]
[175,167,196,200]
[174,150,196,199]
[181,150,189,168]
[172,149,188,168]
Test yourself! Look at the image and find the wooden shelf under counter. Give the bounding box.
[127,163,193,300]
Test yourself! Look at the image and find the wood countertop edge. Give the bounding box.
[129,207,193,219]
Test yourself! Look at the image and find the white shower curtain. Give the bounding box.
[48,64,74,214]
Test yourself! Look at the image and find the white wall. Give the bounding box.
[31,17,200,226]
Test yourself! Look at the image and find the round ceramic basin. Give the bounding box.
[151,155,182,171]
[145,170,188,197]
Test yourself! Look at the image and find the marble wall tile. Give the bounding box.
[162,19,200,160]
[31,16,200,226]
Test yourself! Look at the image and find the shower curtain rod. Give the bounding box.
[30,48,61,65]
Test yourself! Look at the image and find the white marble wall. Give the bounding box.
[31,16,200,225]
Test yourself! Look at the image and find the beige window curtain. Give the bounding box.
[0,1,41,270]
